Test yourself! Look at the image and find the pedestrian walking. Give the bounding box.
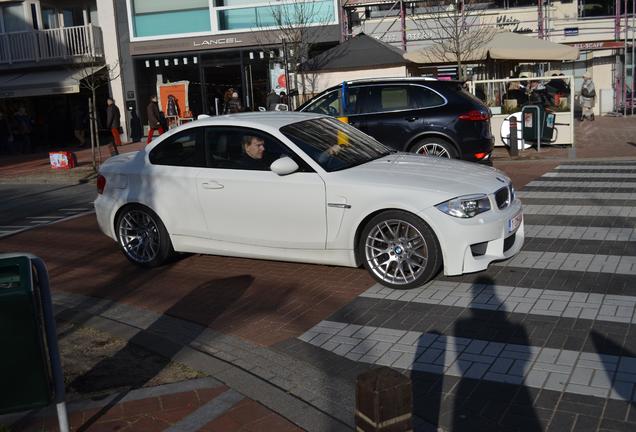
[279,91,289,107]
[580,72,596,121]
[224,92,243,114]
[146,95,164,144]
[0,111,12,155]
[266,90,280,111]
[106,98,121,155]
[72,104,88,147]
[130,110,143,143]
[13,106,33,153]
[222,87,234,114]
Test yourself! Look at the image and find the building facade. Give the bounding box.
[347,0,634,114]
[0,0,106,152]
[102,0,341,136]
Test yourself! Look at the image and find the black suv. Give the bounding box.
[298,78,494,163]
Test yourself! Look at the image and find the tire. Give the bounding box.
[358,210,442,290]
[115,204,173,267]
[411,138,457,159]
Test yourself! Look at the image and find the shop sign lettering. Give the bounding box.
[193,37,243,47]
[496,15,533,34]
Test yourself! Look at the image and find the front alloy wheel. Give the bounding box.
[360,211,442,289]
[116,205,172,267]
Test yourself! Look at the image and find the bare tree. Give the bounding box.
[411,0,495,80]
[254,0,336,105]
[72,54,120,169]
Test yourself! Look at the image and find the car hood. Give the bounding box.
[343,153,510,197]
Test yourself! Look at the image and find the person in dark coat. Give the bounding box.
[266,91,281,111]
[130,110,143,143]
[146,95,164,144]
[106,98,121,155]
[72,104,88,147]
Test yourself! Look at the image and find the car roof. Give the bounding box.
[193,112,325,129]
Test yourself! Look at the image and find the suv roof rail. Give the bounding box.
[343,77,439,85]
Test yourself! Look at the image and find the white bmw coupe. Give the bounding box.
[95,113,523,289]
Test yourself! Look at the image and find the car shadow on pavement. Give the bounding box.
[412,276,542,431]
[67,274,255,431]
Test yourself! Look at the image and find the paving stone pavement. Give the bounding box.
[289,160,636,432]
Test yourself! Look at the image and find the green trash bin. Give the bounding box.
[522,106,556,143]
[0,255,53,414]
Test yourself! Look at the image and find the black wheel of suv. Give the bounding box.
[116,204,173,267]
[358,210,442,290]
[411,138,458,159]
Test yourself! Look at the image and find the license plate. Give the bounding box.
[508,212,523,233]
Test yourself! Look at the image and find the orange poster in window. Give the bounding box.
[157,81,189,119]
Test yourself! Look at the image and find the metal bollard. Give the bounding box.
[509,116,519,157]
[355,367,412,432]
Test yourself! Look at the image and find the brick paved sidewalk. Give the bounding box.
[3,377,301,432]
[0,141,145,184]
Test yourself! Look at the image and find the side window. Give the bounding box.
[361,85,414,114]
[380,86,410,110]
[204,127,306,172]
[410,86,446,109]
[149,128,204,167]
[303,90,341,116]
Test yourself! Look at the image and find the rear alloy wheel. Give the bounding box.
[359,210,442,290]
[412,138,457,159]
[116,205,173,267]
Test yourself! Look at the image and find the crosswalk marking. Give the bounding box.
[360,282,636,323]
[295,161,636,406]
[26,216,66,220]
[300,321,636,401]
[524,205,636,217]
[525,225,636,241]
[527,180,636,188]
[542,172,636,178]
[519,191,636,199]
[494,251,636,275]
[556,165,636,170]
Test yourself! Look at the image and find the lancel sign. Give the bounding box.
[193,37,243,47]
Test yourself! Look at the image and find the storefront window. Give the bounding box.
[131,0,211,37]
[578,0,633,18]
[217,0,335,31]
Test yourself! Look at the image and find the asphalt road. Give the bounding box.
[0,183,96,237]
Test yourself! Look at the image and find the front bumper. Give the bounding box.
[421,198,524,276]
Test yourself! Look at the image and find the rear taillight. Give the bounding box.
[97,175,106,194]
[474,152,488,160]
[458,110,491,121]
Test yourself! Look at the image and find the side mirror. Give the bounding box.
[270,156,299,176]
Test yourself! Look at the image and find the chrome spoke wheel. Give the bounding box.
[416,143,451,158]
[118,210,161,263]
[364,219,429,286]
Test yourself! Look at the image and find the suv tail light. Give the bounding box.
[458,110,491,121]
[97,175,106,194]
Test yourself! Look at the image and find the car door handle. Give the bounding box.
[201,181,224,190]
[406,117,418,122]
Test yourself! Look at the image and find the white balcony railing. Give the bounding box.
[0,24,104,65]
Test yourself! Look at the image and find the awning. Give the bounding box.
[0,66,103,99]
[404,31,580,64]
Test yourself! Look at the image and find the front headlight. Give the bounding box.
[436,194,491,218]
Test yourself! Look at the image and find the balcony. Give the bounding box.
[0,24,104,66]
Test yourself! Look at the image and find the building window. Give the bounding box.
[217,0,335,31]
[2,4,28,33]
[131,0,211,37]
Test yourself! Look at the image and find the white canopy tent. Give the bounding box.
[404,31,580,64]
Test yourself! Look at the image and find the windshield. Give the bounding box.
[281,117,394,172]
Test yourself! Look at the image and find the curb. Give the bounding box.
[52,291,356,432]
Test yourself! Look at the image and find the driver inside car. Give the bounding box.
[239,135,279,170]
